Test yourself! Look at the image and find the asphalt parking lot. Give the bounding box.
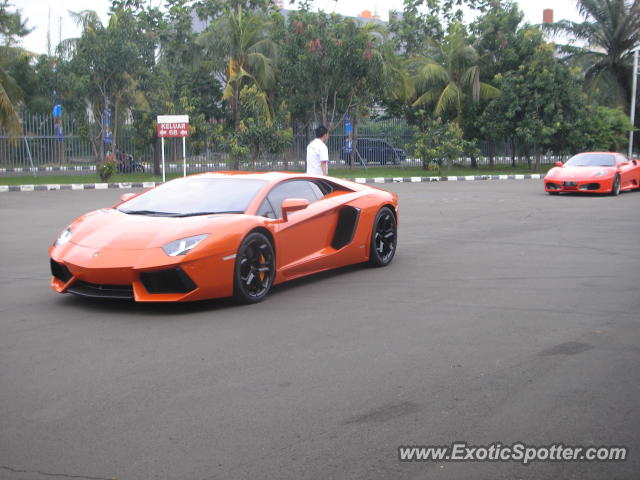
[1,180,639,480]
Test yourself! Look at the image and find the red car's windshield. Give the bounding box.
[118,177,267,217]
[565,153,615,167]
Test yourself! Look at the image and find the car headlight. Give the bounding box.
[594,170,608,177]
[545,168,556,178]
[162,234,209,257]
[54,227,72,247]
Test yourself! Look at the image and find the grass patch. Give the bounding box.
[0,163,552,185]
[0,173,183,185]
[330,164,552,178]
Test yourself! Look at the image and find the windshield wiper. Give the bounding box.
[175,210,244,217]
[119,209,178,216]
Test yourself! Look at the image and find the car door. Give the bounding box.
[617,155,637,189]
[260,180,339,278]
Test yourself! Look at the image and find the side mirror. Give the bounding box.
[281,198,309,222]
[555,161,563,167]
[119,193,137,203]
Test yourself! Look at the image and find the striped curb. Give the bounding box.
[0,174,544,193]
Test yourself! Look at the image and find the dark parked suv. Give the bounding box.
[340,138,406,165]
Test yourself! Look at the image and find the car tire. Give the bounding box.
[233,232,275,304]
[369,206,397,267]
[547,191,560,195]
[610,174,620,196]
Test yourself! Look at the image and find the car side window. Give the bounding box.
[256,198,277,219]
[308,181,324,199]
[264,180,323,218]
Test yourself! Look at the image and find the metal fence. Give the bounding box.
[2,113,572,176]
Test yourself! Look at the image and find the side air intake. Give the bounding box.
[331,206,361,250]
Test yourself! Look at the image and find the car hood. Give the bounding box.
[68,209,242,250]
[547,166,616,180]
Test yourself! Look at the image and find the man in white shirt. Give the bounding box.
[306,125,329,176]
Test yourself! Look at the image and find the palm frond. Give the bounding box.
[435,83,462,118]
[412,88,441,108]
[479,82,500,101]
[0,79,21,137]
[68,10,103,32]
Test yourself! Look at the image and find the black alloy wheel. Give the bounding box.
[369,206,397,267]
[233,232,275,304]
[611,174,620,196]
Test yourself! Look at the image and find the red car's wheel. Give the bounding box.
[610,174,621,196]
[233,232,275,304]
[369,207,397,267]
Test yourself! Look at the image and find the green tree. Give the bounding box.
[277,10,386,131]
[410,23,499,123]
[471,1,544,81]
[414,117,477,170]
[57,8,154,162]
[576,105,633,151]
[128,0,224,172]
[0,0,32,136]
[544,0,640,110]
[481,44,587,171]
[236,84,292,166]
[467,3,547,167]
[197,6,277,131]
[388,0,493,55]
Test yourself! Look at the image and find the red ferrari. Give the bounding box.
[49,172,398,303]
[544,152,640,195]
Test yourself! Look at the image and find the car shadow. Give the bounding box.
[546,190,636,198]
[52,263,370,314]
[54,294,237,316]
[269,263,366,297]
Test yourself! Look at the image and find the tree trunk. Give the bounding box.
[534,144,541,172]
[113,98,119,154]
[349,112,359,170]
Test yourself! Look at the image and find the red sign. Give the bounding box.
[157,122,189,138]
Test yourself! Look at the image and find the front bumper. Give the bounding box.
[544,177,614,194]
[49,243,236,302]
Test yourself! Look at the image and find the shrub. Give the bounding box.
[98,157,118,182]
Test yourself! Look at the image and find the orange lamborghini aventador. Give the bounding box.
[49,172,398,303]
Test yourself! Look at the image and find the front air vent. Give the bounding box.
[67,281,134,300]
[50,259,72,282]
[140,267,197,294]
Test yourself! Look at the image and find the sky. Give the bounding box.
[16,0,583,55]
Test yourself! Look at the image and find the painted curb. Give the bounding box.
[0,174,545,193]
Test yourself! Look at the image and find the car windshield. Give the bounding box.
[565,153,615,167]
[117,177,267,217]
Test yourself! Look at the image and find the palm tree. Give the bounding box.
[59,9,152,158]
[410,24,499,123]
[0,0,32,137]
[197,6,277,130]
[544,0,640,109]
[0,52,21,137]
